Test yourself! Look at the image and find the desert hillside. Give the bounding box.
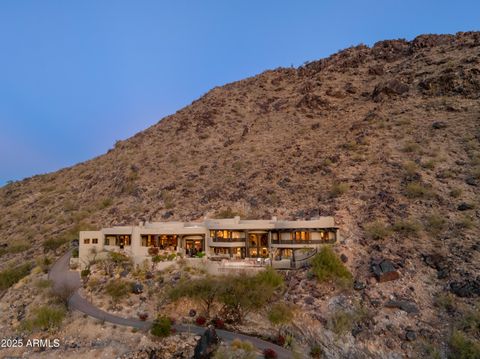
[0,31,479,357]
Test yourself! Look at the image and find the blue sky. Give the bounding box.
[0,1,478,186]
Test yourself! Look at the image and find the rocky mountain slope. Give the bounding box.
[1,31,479,357]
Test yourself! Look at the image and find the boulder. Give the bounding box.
[384,300,419,314]
[353,280,366,291]
[193,326,220,359]
[372,79,409,101]
[405,329,417,341]
[132,283,144,294]
[340,254,348,263]
[432,121,447,129]
[458,202,474,211]
[371,259,400,282]
[450,278,480,297]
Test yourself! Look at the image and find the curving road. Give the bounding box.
[49,251,295,359]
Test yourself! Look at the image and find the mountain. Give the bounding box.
[1,31,479,356]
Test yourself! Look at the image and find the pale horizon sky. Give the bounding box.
[1,0,479,186]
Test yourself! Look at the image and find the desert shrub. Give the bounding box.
[231,339,255,352]
[457,216,475,230]
[0,262,33,290]
[392,219,421,236]
[310,246,353,287]
[422,159,436,170]
[403,161,418,176]
[99,197,113,209]
[169,276,222,317]
[364,221,391,240]
[459,307,480,337]
[43,237,67,252]
[80,269,91,278]
[448,330,480,359]
[21,306,66,332]
[35,279,52,290]
[263,348,278,359]
[0,242,31,257]
[109,252,131,266]
[329,182,349,198]
[405,182,433,198]
[402,142,421,153]
[105,279,131,301]
[37,256,52,273]
[310,344,324,358]
[449,188,462,198]
[195,316,207,326]
[72,248,79,258]
[268,302,294,327]
[327,306,371,335]
[216,207,243,219]
[151,315,172,337]
[211,317,225,329]
[424,213,446,235]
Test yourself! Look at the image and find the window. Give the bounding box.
[92,238,98,244]
[292,231,310,241]
[84,238,90,244]
[105,236,116,245]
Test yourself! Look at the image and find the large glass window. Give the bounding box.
[292,231,310,241]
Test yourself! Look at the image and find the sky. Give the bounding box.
[0,0,478,186]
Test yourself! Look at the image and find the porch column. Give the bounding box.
[268,231,273,267]
[245,230,249,258]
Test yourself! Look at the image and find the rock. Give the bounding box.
[371,259,400,282]
[405,329,417,341]
[353,280,366,291]
[304,296,315,305]
[162,211,174,219]
[465,176,478,186]
[193,326,220,359]
[385,339,395,349]
[372,79,409,101]
[132,283,144,294]
[450,278,480,297]
[432,121,447,129]
[458,202,474,211]
[189,309,197,317]
[384,300,419,314]
[340,254,348,263]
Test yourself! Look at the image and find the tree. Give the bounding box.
[169,276,222,317]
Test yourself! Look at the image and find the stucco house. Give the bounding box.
[78,216,338,269]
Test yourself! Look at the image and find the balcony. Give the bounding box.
[271,239,334,245]
[212,237,246,243]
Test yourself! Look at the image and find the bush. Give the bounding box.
[0,262,33,290]
[424,213,446,236]
[403,161,418,176]
[327,306,371,335]
[21,306,66,332]
[196,316,207,326]
[80,269,91,278]
[405,182,433,198]
[211,317,225,329]
[72,248,79,258]
[364,221,391,240]
[310,247,353,287]
[263,348,278,359]
[450,188,462,198]
[268,302,293,327]
[392,219,421,236]
[329,182,349,198]
[43,237,67,252]
[402,142,421,153]
[0,242,31,257]
[151,315,172,337]
[449,330,480,359]
[105,279,131,301]
[310,344,324,358]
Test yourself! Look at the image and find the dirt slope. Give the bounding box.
[1,31,479,356]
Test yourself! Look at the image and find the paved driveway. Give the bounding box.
[49,251,296,359]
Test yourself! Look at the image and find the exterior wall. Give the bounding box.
[78,217,338,269]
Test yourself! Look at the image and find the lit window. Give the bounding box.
[92,238,98,244]
[84,238,90,244]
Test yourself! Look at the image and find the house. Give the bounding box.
[78,216,338,269]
